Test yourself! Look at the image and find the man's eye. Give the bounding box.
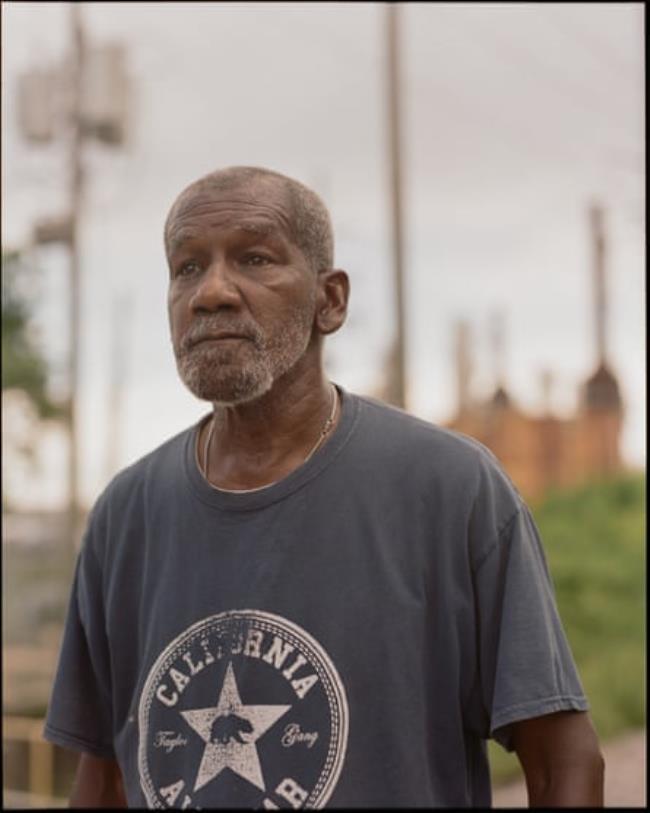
[176,260,201,277]
[242,254,272,267]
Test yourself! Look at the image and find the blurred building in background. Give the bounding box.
[446,203,624,501]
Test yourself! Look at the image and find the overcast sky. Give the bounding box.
[2,2,645,510]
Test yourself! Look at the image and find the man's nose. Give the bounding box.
[190,258,242,311]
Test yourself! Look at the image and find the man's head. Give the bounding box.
[165,167,334,276]
[165,166,348,405]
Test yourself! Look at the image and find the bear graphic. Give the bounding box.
[210,713,254,745]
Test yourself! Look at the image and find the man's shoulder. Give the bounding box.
[354,393,500,462]
[350,392,522,501]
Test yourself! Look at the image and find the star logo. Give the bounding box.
[139,611,349,808]
[180,661,291,793]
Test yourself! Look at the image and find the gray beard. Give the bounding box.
[174,304,315,405]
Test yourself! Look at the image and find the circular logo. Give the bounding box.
[138,610,348,808]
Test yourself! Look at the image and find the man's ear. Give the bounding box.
[315,269,350,335]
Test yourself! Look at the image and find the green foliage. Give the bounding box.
[489,472,646,784]
[538,474,646,733]
[2,249,63,419]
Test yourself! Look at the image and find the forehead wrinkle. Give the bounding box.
[167,221,289,259]
[167,226,205,255]
[224,222,281,240]
[168,190,295,236]
[175,189,290,213]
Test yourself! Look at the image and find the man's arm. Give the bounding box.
[511,710,604,808]
[69,753,127,808]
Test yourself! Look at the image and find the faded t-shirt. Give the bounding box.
[44,387,588,808]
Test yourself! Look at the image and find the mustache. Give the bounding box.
[179,317,263,352]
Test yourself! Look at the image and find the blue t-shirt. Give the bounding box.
[44,387,588,807]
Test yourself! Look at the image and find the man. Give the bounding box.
[44,166,604,808]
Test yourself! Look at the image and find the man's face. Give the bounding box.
[166,180,319,405]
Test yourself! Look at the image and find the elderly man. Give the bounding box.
[45,166,604,808]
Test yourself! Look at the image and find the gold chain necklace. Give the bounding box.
[200,383,338,488]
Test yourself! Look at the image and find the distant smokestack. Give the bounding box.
[539,368,553,416]
[455,320,472,414]
[581,205,623,414]
[490,309,506,390]
[589,203,607,367]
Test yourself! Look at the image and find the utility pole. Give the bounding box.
[67,2,85,563]
[105,293,131,484]
[385,3,407,409]
[17,2,130,571]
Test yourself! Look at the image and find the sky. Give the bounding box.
[2,2,645,510]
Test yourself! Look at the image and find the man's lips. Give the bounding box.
[188,332,251,348]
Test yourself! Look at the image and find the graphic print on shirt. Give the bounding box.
[138,610,348,809]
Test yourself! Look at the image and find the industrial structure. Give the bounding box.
[446,203,624,502]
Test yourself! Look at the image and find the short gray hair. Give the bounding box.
[164,166,334,273]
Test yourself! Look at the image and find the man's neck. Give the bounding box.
[200,364,338,491]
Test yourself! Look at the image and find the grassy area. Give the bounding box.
[489,471,646,784]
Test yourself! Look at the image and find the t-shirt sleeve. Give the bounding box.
[473,504,589,752]
[43,525,115,758]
